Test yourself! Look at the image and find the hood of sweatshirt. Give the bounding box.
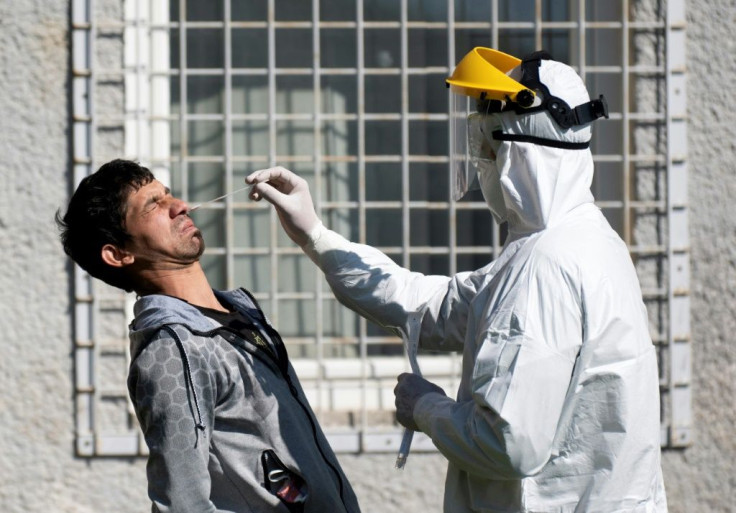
[128,288,262,357]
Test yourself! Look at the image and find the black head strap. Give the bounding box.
[492,130,590,150]
[511,51,609,129]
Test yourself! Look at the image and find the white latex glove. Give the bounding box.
[246,166,321,247]
[394,373,446,431]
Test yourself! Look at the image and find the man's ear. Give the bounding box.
[101,244,135,268]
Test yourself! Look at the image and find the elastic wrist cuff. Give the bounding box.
[413,392,445,431]
[302,221,327,248]
[301,222,352,268]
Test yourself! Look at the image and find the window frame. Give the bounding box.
[70,0,690,456]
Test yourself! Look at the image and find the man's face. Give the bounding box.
[122,180,204,269]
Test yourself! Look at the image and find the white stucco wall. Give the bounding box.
[0,0,733,511]
[659,0,736,509]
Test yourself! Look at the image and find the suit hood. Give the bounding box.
[482,59,596,237]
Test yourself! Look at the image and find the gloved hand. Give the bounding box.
[394,373,446,431]
[246,167,321,247]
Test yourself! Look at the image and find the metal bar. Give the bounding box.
[447,0,457,282]
[535,0,542,50]
[71,0,96,457]
[312,0,325,416]
[577,0,585,77]
[224,0,234,289]
[490,0,502,261]
[179,0,189,215]
[355,0,369,441]
[88,1,99,433]
[150,0,172,187]
[400,0,409,272]
[622,0,631,246]
[267,0,278,324]
[665,0,691,448]
[87,18,664,32]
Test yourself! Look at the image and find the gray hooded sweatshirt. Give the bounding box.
[128,288,360,513]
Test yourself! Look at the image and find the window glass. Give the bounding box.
[234,254,271,293]
[364,1,400,21]
[202,254,226,289]
[323,207,359,242]
[456,209,493,247]
[232,29,269,68]
[410,209,449,246]
[408,29,448,67]
[366,163,402,202]
[275,0,312,21]
[409,120,448,156]
[232,120,269,157]
[321,121,358,159]
[365,29,400,69]
[410,254,450,276]
[185,162,225,201]
[454,0,490,22]
[231,75,269,114]
[586,0,623,22]
[276,120,315,157]
[320,0,355,21]
[499,0,535,22]
[366,209,403,247]
[586,29,624,66]
[232,0,268,21]
[321,75,357,114]
[275,29,312,67]
[276,75,314,114]
[321,30,357,68]
[185,0,223,21]
[322,162,359,202]
[278,255,317,293]
[187,76,224,114]
[410,163,448,202]
[496,29,535,57]
[365,75,401,113]
[234,208,271,248]
[454,29,491,61]
[408,0,447,21]
[542,30,571,61]
[188,121,224,156]
[278,299,317,336]
[409,74,448,113]
[186,29,224,68]
[365,121,401,155]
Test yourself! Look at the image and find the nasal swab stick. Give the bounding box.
[188,184,254,212]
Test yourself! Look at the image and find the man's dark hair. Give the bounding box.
[56,159,155,292]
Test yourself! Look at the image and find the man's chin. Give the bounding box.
[194,232,206,259]
[178,232,205,262]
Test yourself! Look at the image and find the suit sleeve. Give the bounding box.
[301,223,482,351]
[413,258,582,479]
[128,327,218,513]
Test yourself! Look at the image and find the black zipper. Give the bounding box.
[236,289,350,512]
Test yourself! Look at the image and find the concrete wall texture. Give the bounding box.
[0,1,733,511]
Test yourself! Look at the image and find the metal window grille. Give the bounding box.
[70,0,690,456]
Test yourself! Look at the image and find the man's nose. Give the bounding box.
[169,197,190,217]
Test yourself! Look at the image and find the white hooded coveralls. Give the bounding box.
[300,62,667,513]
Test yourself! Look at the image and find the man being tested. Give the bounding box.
[247,48,668,512]
[57,159,361,513]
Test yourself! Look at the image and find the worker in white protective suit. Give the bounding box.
[245,48,668,512]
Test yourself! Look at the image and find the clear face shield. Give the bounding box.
[450,94,503,201]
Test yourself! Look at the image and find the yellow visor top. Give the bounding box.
[446,47,533,103]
